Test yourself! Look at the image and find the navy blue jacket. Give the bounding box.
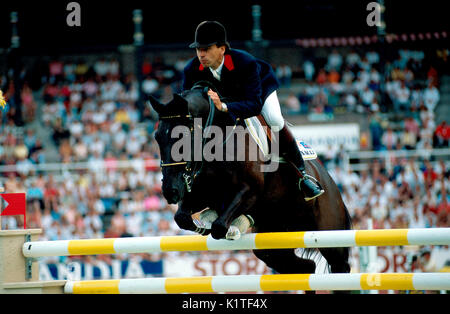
[183,48,280,121]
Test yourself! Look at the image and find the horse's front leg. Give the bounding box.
[211,184,258,239]
[174,202,198,232]
[174,196,211,235]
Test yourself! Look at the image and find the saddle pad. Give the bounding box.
[297,140,317,160]
[244,117,270,157]
[244,117,317,161]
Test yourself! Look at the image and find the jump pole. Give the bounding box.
[64,272,450,294]
[23,228,450,257]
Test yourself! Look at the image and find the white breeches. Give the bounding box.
[260,91,285,132]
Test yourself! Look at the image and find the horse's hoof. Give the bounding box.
[174,212,195,231]
[211,220,228,239]
[226,226,241,240]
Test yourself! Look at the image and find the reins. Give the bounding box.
[159,82,239,193]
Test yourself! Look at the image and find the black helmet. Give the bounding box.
[189,21,230,49]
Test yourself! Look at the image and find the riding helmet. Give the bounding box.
[189,21,230,49]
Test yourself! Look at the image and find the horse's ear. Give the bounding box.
[147,95,164,114]
[172,93,188,106]
[172,93,189,113]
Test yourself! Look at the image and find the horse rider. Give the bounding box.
[183,21,324,201]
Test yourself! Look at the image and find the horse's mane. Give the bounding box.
[180,81,235,126]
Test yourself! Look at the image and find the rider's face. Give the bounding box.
[196,45,225,70]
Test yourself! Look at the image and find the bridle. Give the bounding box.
[158,82,238,193]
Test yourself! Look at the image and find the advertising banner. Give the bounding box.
[291,123,360,154]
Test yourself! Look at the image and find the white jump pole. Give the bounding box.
[23,228,450,258]
[64,272,450,294]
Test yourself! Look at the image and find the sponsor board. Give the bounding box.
[291,124,360,154]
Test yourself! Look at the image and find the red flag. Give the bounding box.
[0,193,26,229]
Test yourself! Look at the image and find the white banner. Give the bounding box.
[291,123,360,154]
[163,252,272,277]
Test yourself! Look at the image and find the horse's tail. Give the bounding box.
[343,203,353,231]
[299,204,353,274]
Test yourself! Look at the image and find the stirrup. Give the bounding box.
[299,174,325,201]
[304,189,325,201]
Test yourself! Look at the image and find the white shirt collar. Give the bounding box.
[210,56,225,80]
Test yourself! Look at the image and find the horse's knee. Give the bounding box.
[174,211,195,231]
[211,219,228,240]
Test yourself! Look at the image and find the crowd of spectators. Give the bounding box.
[0,47,448,275]
[1,55,186,242]
[279,48,449,152]
[328,158,448,231]
[282,48,440,114]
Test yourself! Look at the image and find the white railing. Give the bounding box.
[342,148,450,172]
[0,148,448,175]
[0,159,161,173]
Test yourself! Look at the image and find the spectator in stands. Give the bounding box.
[369,67,381,86]
[327,90,340,108]
[326,49,343,72]
[276,64,292,87]
[393,80,411,112]
[63,61,76,83]
[142,75,159,97]
[327,69,340,84]
[346,49,361,71]
[427,65,439,86]
[410,84,423,111]
[283,92,301,114]
[382,127,398,150]
[315,69,327,85]
[52,117,71,147]
[341,66,355,84]
[343,92,357,113]
[49,59,64,84]
[108,58,121,78]
[21,83,37,122]
[83,77,98,98]
[311,89,327,113]
[365,50,380,65]
[352,76,367,95]
[360,86,376,110]
[401,117,420,149]
[302,59,315,81]
[434,121,449,148]
[423,81,440,113]
[94,57,110,79]
[74,59,89,79]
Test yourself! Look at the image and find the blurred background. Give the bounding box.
[0,0,448,293]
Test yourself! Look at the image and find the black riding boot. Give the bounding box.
[279,126,325,201]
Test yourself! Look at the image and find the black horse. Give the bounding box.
[149,85,352,278]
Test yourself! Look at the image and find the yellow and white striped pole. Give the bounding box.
[23,228,450,258]
[64,273,450,294]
